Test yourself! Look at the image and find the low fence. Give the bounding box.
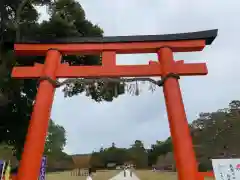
[71,168,90,177]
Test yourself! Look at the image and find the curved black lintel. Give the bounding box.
[16,29,218,45]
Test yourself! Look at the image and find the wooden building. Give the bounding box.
[153,152,176,171]
[71,154,91,169]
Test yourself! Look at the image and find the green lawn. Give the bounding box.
[46,170,215,180]
[46,170,120,180]
[135,170,215,180]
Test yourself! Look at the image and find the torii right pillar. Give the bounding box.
[158,47,204,180]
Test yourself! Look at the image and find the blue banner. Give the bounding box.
[39,156,47,180]
[0,160,5,179]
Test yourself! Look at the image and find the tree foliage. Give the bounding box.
[0,0,124,157]
[44,119,66,155]
[190,100,240,170]
[147,138,173,166]
[89,140,148,169]
[88,100,240,171]
[44,119,74,171]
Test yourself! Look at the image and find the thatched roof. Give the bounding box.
[155,152,175,167]
[164,152,175,164]
[71,154,91,168]
[155,155,165,166]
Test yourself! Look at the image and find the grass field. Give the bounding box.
[135,170,214,180]
[46,170,120,180]
[46,170,215,180]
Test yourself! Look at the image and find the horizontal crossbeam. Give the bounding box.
[14,40,206,56]
[11,61,207,78]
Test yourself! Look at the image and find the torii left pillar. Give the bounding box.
[16,49,61,180]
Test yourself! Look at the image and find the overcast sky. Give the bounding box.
[38,0,240,154]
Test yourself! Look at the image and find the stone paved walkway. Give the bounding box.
[108,170,140,180]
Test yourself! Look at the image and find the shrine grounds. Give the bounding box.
[46,170,215,180]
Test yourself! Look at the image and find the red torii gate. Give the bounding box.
[11,29,217,180]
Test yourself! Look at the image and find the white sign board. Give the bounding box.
[212,159,240,180]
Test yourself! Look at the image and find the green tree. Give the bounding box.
[147,138,173,166]
[191,100,240,171]
[44,119,66,155]
[0,0,124,158]
[129,140,148,168]
[43,119,76,171]
[131,140,144,149]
